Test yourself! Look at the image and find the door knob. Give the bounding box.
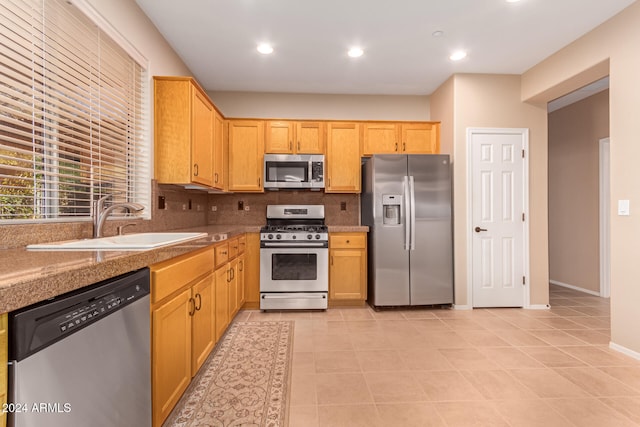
[474,226,487,232]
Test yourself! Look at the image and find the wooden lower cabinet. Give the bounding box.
[214,264,229,341]
[228,258,239,319]
[152,288,192,427]
[237,253,246,310]
[151,247,215,427]
[329,233,367,305]
[242,233,261,309]
[1,313,7,427]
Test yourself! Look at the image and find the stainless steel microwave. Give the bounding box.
[263,154,325,190]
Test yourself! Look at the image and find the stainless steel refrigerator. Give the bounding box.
[361,154,453,307]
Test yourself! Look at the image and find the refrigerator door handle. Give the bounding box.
[409,175,416,250]
[403,175,411,250]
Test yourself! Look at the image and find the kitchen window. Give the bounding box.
[0,0,150,222]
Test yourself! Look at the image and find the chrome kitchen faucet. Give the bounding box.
[93,194,144,238]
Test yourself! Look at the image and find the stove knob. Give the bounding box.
[276,234,282,240]
[307,234,313,240]
[315,234,321,240]
[268,234,274,240]
[292,235,297,240]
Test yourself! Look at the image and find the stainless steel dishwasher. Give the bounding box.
[8,268,151,427]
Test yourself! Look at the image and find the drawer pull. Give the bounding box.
[188,297,196,316]
[194,293,202,311]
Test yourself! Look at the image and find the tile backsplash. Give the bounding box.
[0,181,360,249]
[207,191,360,226]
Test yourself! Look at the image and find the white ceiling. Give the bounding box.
[135,0,635,96]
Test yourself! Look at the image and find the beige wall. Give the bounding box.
[208,91,430,121]
[429,77,455,156]
[522,2,640,354]
[548,90,609,294]
[431,74,549,307]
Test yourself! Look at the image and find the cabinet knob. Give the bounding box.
[346,240,350,243]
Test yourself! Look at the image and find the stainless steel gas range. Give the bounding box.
[259,205,329,310]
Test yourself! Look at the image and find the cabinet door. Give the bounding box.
[296,122,325,154]
[265,121,295,153]
[237,253,246,308]
[243,233,261,309]
[228,259,238,319]
[326,122,361,193]
[329,249,367,300]
[228,120,264,192]
[212,110,226,190]
[401,123,440,154]
[152,288,192,427]
[362,123,399,155]
[215,265,230,341]
[191,273,215,376]
[191,88,214,186]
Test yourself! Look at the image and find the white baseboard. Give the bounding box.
[526,304,550,310]
[453,304,472,310]
[550,280,601,297]
[610,341,640,361]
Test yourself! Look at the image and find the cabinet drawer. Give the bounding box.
[151,247,214,304]
[238,235,246,254]
[228,237,239,260]
[330,233,366,249]
[215,242,229,268]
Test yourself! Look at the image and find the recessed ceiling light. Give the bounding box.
[432,30,444,37]
[449,50,467,61]
[348,47,364,58]
[257,43,274,54]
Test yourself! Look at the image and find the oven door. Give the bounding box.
[260,246,328,292]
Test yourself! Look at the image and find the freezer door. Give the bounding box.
[364,155,411,306]
[408,155,453,305]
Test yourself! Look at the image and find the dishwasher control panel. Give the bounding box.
[9,268,150,362]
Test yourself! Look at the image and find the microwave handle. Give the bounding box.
[308,160,313,183]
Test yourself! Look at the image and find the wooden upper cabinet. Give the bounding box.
[228,120,264,192]
[265,121,295,153]
[362,123,400,155]
[265,121,324,154]
[154,76,215,188]
[402,122,439,154]
[212,110,226,190]
[326,122,361,193]
[362,122,440,155]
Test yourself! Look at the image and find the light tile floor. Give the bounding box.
[238,284,640,427]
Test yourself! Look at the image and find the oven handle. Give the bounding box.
[261,294,327,299]
[261,242,327,248]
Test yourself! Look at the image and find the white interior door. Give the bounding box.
[469,128,528,307]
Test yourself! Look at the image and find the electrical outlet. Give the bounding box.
[341,202,347,211]
[188,199,192,210]
[244,205,250,211]
[238,200,244,210]
[158,196,166,210]
[182,203,187,211]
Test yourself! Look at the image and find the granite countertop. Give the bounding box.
[0,225,260,313]
[0,223,366,313]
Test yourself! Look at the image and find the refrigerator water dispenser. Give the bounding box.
[382,195,401,225]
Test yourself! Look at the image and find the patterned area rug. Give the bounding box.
[165,321,294,427]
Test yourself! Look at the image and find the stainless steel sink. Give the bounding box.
[27,232,208,251]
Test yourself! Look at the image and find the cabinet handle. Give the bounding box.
[395,142,398,152]
[258,177,261,187]
[194,293,202,311]
[297,141,300,151]
[327,177,331,187]
[289,141,292,151]
[226,269,231,283]
[193,163,199,176]
[221,250,227,255]
[403,142,406,151]
[214,172,219,183]
[188,297,196,316]
[231,267,235,280]
[239,260,244,272]
[331,256,334,266]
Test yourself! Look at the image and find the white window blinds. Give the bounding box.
[0,0,149,222]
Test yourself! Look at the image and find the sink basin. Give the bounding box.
[27,232,208,251]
